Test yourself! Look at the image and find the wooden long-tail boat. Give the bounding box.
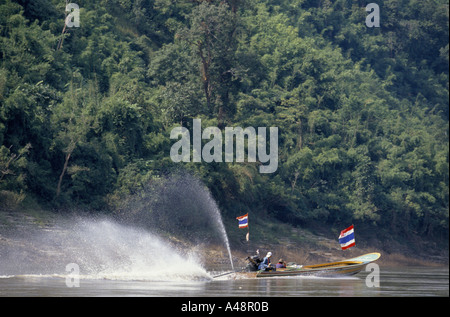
[232,252,381,278]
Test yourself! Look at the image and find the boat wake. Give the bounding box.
[0,218,212,282]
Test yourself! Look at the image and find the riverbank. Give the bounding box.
[0,206,448,274]
[197,235,448,272]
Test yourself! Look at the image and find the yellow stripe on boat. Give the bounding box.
[253,252,381,278]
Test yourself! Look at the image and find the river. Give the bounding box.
[1,218,448,299]
[0,266,447,297]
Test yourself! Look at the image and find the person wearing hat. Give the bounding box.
[258,252,273,270]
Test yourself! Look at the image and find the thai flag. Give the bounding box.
[236,213,248,229]
[339,225,356,250]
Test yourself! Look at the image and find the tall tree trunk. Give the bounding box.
[198,43,212,110]
[56,151,71,198]
[297,119,303,150]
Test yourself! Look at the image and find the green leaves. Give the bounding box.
[177,2,240,120]
[0,0,447,243]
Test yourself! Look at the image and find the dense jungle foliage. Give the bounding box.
[0,0,448,243]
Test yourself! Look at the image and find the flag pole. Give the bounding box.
[246,213,249,241]
[246,225,249,242]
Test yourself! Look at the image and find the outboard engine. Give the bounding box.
[245,254,262,272]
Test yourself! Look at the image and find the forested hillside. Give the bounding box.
[1,0,448,244]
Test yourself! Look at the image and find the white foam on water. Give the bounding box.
[69,219,212,281]
[0,218,212,282]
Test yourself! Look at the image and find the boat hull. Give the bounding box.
[256,263,365,278]
[238,252,381,278]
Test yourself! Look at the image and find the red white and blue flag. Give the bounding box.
[339,225,356,250]
[236,213,248,229]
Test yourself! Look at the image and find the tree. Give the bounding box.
[0,143,31,190]
[177,2,240,124]
[52,81,95,198]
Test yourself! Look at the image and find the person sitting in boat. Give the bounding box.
[276,258,286,269]
[258,252,273,271]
